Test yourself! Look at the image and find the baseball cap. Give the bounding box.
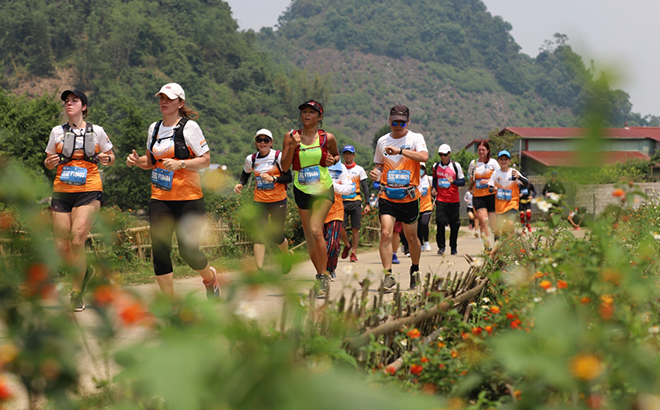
[342,145,356,153]
[389,104,409,121]
[254,128,273,141]
[60,89,88,106]
[298,99,323,115]
[498,150,511,159]
[438,144,451,154]
[551,171,558,175]
[155,83,185,100]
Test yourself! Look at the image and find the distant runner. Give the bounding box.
[339,145,370,262]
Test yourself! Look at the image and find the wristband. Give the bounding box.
[273,176,278,184]
[399,148,403,155]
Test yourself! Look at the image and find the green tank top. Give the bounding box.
[293,135,333,195]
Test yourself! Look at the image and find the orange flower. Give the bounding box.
[612,189,625,197]
[406,329,421,339]
[410,364,423,375]
[437,342,446,348]
[586,394,602,409]
[451,350,459,358]
[599,303,614,320]
[490,306,501,314]
[539,280,552,290]
[484,325,494,334]
[533,271,544,279]
[118,301,149,326]
[557,280,568,289]
[570,353,603,380]
[385,365,396,375]
[513,390,522,400]
[420,357,429,363]
[0,376,12,401]
[506,313,515,319]
[580,296,592,305]
[471,326,483,336]
[93,285,116,306]
[0,211,14,230]
[600,295,614,305]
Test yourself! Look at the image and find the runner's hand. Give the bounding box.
[234,184,243,194]
[45,154,60,170]
[261,173,274,182]
[126,150,140,167]
[446,175,454,184]
[291,130,301,146]
[162,158,181,171]
[98,153,111,166]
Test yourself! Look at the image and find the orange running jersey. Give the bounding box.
[468,158,500,198]
[243,150,287,203]
[488,168,521,214]
[147,119,209,201]
[45,124,113,193]
[326,163,355,223]
[373,131,428,204]
[419,175,433,213]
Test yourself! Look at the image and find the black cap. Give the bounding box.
[298,99,323,115]
[389,104,409,121]
[60,89,88,106]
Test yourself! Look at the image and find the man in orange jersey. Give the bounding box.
[369,105,429,292]
[487,150,529,236]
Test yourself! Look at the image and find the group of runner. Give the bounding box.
[44,86,558,305]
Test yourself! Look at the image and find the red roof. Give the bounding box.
[522,151,649,167]
[502,127,660,141]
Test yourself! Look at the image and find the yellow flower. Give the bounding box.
[570,353,603,381]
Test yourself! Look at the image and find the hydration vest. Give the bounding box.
[59,122,99,164]
[149,118,191,164]
[291,129,329,171]
[251,149,287,190]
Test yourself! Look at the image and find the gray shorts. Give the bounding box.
[342,200,362,229]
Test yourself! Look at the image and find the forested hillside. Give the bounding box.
[0,0,657,210]
[258,0,658,149]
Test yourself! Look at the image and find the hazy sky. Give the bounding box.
[226,0,658,116]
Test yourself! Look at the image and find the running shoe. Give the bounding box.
[379,274,398,294]
[350,253,358,262]
[424,242,432,252]
[392,253,400,264]
[315,273,330,298]
[451,248,458,255]
[330,270,337,281]
[204,267,220,299]
[409,271,420,289]
[69,291,84,312]
[437,248,445,255]
[404,252,410,257]
[341,246,350,259]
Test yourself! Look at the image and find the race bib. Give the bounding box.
[438,178,451,189]
[256,176,275,191]
[386,170,411,187]
[422,187,428,196]
[298,166,321,185]
[521,188,529,196]
[60,166,87,186]
[497,189,512,201]
[151,168,174,191]
[476,179,489,190]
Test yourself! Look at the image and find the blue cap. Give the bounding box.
[342,145,356,153]
[498,150,511,159]
[328,162,343,172]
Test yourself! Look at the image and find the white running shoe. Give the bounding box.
[424,242,432,252]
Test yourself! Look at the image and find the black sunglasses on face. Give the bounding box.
[255,138,271,143]
[391,121,407,127]
[440,153,449,156]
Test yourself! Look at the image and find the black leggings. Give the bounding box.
[418,211,432,242]
[149,198,208,276]
[254,199,287,245]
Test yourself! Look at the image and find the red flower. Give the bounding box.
[612,189,625,198]
[490,306,501,314]
[93,285,116,306]
[580,296,591,305]
[410,364,423,375]
[484,325,494,334]
[506,313,515,320]
[119,301,149,326]
[385,366,396,375]
[599,303,614,320]
[0,377,12,401]
[557,280,568,289]
[406,329,421,339]
[471,326,483,336]
[586,394,602,409]
[420,357,429,363]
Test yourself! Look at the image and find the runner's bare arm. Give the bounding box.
[98,149,115,166]
[280,131,298,171]
[325,133,340,166]
[162,152,210,172]
[126,149,152,170]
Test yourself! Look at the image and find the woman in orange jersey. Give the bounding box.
[126,83,219,299]
[467,141,500,248]
[44,89,115,312]
[234,128,292,271]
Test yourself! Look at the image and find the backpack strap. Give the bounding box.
[250,152,258,171]
[149,120,163,165]
[451,160,459,179]
[172,118,190,160]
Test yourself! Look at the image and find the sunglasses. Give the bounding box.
[439,153,449,156]
[391,121,407,127]
[255,138,271,143]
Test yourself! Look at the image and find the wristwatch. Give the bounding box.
[180,160,187,169]
[273,176,278,184]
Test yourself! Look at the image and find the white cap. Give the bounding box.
[438,144,451,154]
[254,128,273,140]
[155,83,185,100]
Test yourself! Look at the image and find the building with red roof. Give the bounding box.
[466,127,660,175]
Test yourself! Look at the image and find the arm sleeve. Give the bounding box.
[360,179,370,203]
[517,173,529,186]
[239,171,251,186]
[453,163,465,186]
[277,169,293,184]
